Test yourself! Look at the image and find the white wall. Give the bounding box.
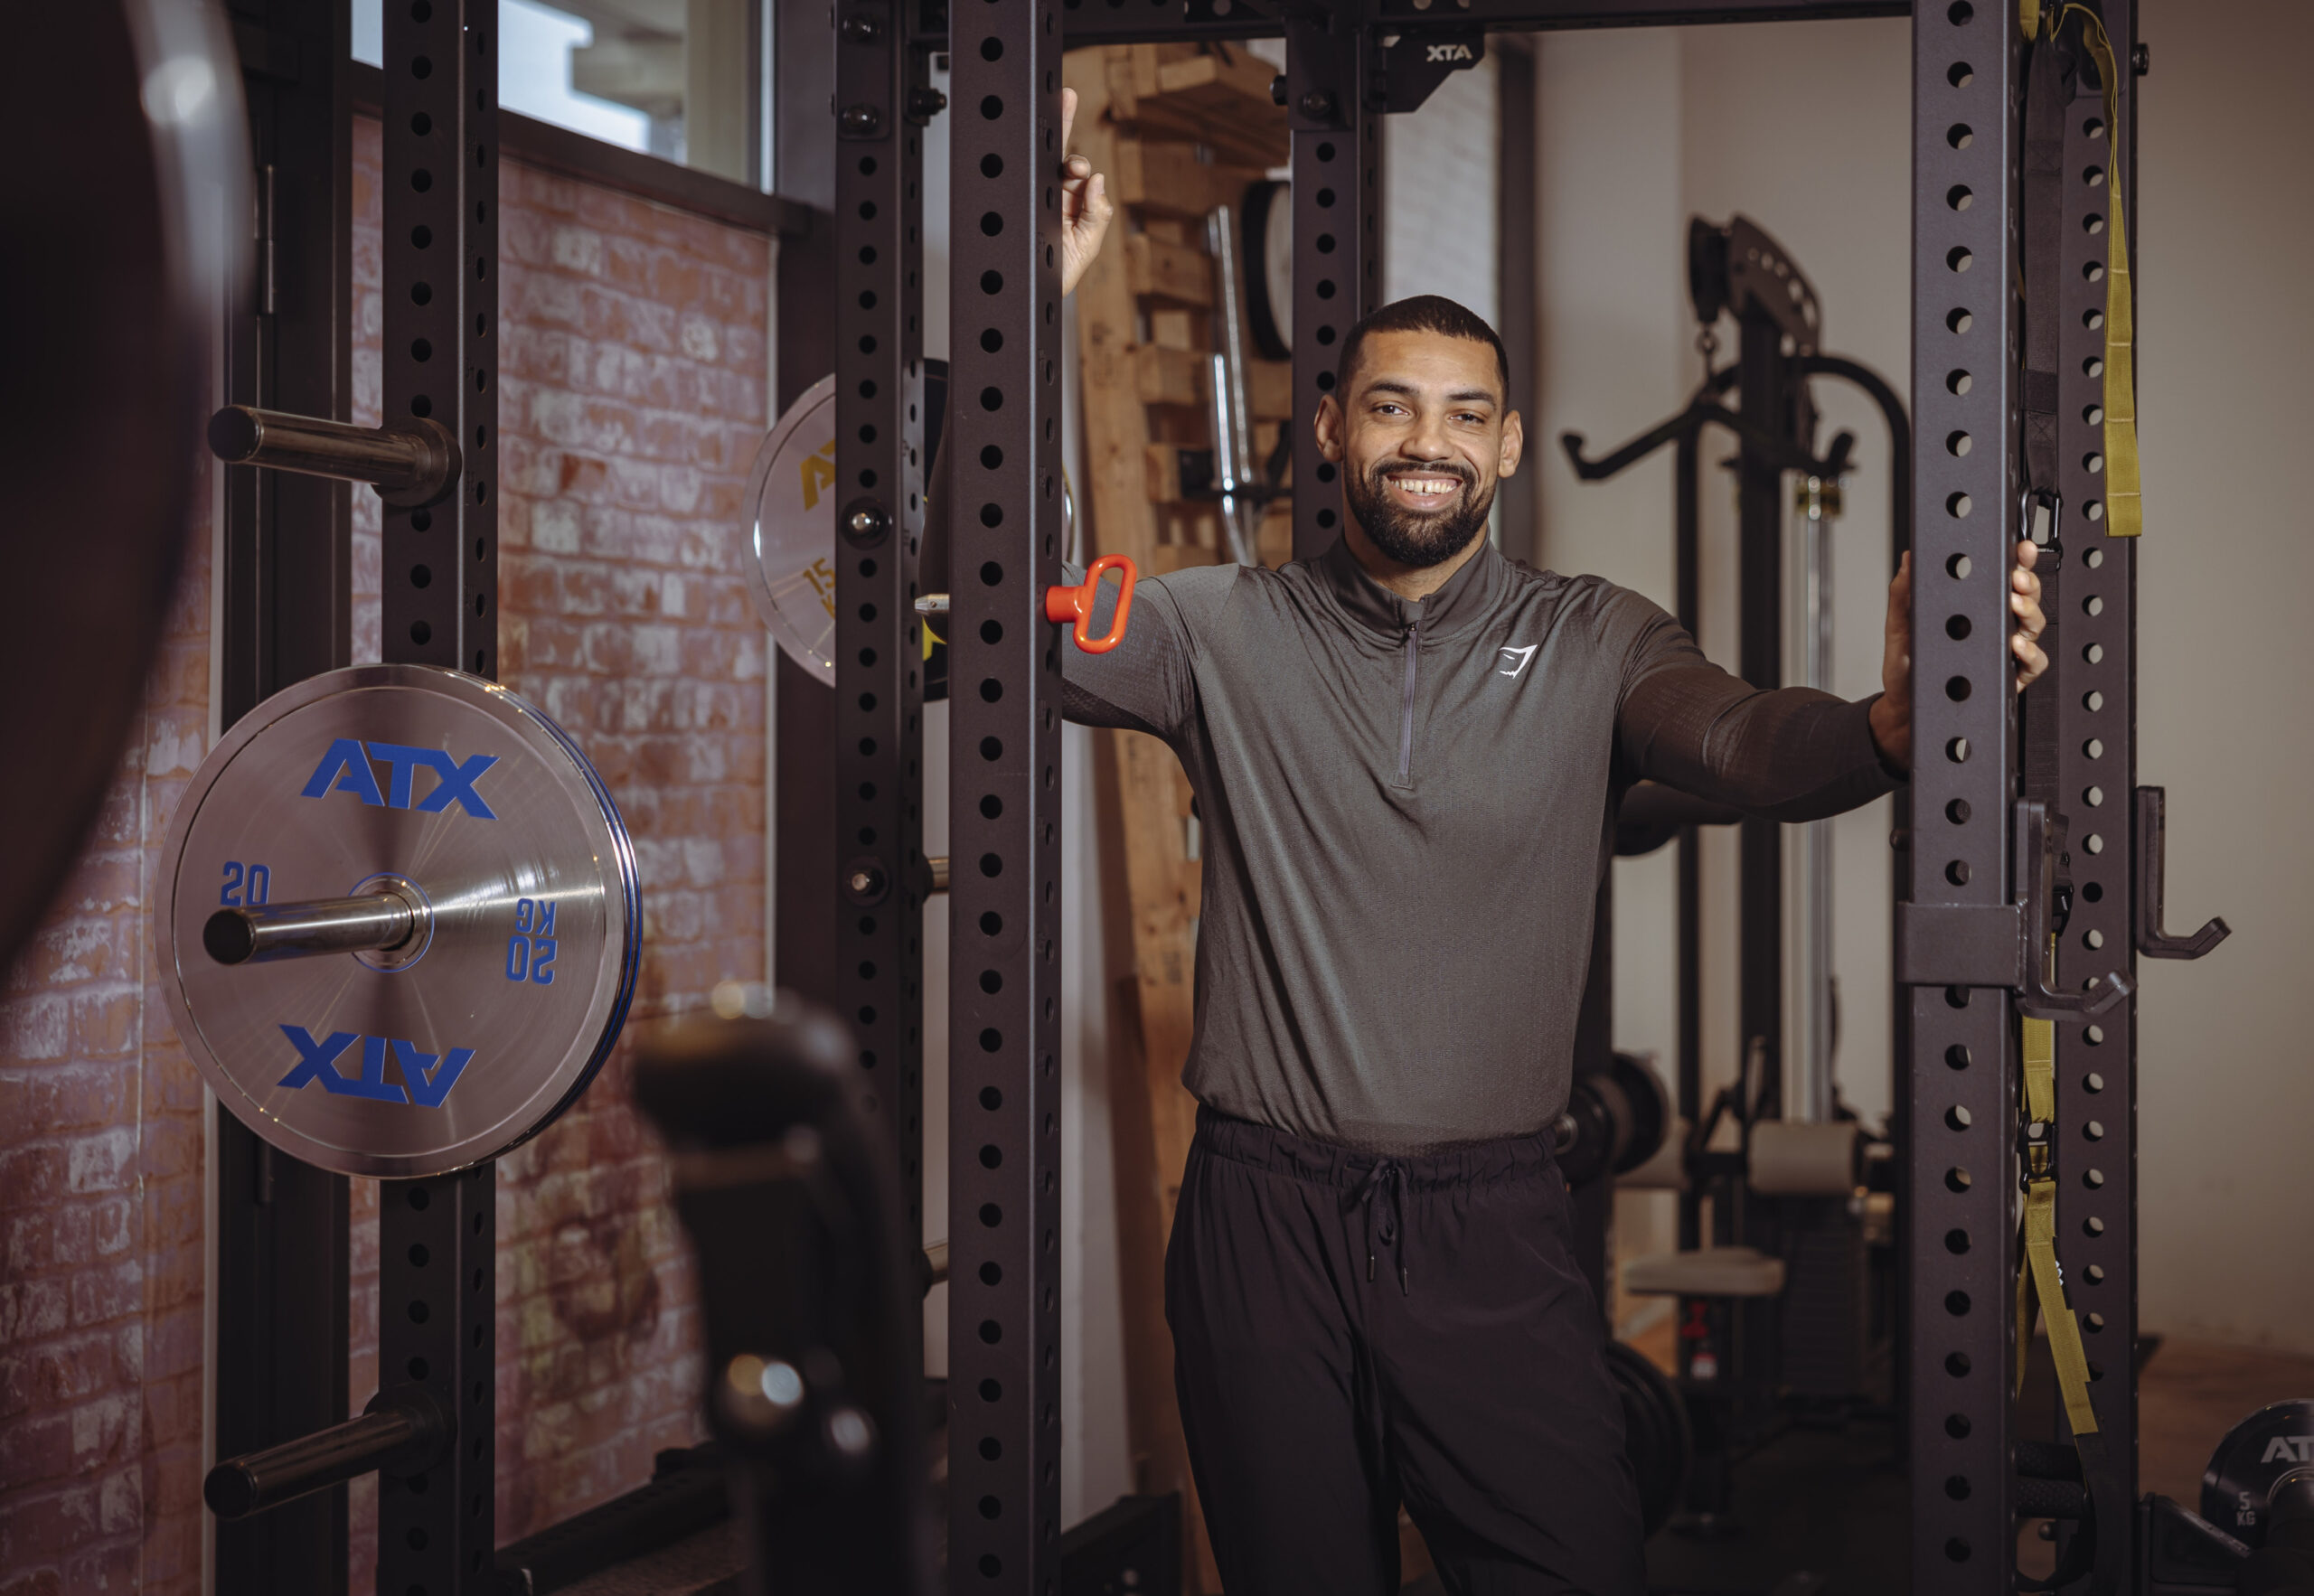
[1383,52,1501,324]
[2131,0,2314,1352]
[1533,6,2314,1353]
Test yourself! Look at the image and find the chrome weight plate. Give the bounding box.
[159,665,640,1178]
[742,374,842,686]
[743,365,958,697]
[2203,1398,2314,1546]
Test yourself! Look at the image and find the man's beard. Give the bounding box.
[1343,456,1496,569]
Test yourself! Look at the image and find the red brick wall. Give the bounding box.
[0,117,769,1593]
[0,480,212,1593]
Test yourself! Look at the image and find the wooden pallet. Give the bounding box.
[1101,42,1290,169]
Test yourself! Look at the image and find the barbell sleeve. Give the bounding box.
[203,1388,447,1520]
[204,893,420,965]
[208,404,461,508]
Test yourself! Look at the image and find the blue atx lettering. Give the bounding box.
[276,1025,475,1108]
[506,897,558,984]
[300,737,499,818]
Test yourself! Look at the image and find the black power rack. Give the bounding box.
[821,2,2173,1592]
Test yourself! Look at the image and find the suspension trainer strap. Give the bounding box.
[2017,10,2135,1590]
[2017,1008,2129,1594]
[2062,4,2144,538]
[2020,7,2069,533]
[2014,1018,2095,1427]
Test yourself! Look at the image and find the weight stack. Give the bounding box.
[1776,1197,1870,1402]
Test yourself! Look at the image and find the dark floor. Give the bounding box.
[1401,1336,2314,1596]
[560,1338,2314,1594]
[1401,1413,1905,1596]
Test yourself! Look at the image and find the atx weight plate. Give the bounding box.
[2204,1399,2314,1547]
[747,371,950,689]
[742,374,842,686]
[745,361,983,700]
[159,665,639,1178]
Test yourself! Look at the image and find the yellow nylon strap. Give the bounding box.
[2015,1014,2101,1434]
[2020,0,2045,42]
[2021,1180,2102,1435]
[2022,1013,2056,1126]
[2061,5,2144,537]
[2015,1014,2055,1389]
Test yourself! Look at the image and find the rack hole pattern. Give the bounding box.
[2048,0,2140,1504]
[377,1168,494,1594]
[951,4,1064,1589]
[383,0,494,679]
[1288,19,1381,561]
[379,7,498,1584]
[835,0,929,1246]
[1907,4,2017,1587]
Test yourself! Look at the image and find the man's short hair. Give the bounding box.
[1333,295,1510,402]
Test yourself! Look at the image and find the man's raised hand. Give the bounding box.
[1058,86,1115,299]
[1867,540,2049,773]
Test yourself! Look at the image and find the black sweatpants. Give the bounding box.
[1165,1107,1645,1596]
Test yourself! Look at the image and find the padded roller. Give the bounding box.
[1747,1120,1861,1197]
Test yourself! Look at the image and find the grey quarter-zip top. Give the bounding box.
[1059,536,1900,1156]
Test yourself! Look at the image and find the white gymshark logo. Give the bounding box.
[1498,644,1538,679]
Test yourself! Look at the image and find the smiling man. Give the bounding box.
[1012,291,2053,1595]
[931,125,2046,1591]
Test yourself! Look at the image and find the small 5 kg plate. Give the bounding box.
[2203,1398,2314,1546]
[160,665,639,1178]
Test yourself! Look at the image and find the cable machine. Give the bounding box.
[1561,211,1914,1529]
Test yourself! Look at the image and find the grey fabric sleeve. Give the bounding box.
[1057,569,1199,740]
[1613,593,1903,822]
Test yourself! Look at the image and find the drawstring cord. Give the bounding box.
[1345,1158,1409,1295]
